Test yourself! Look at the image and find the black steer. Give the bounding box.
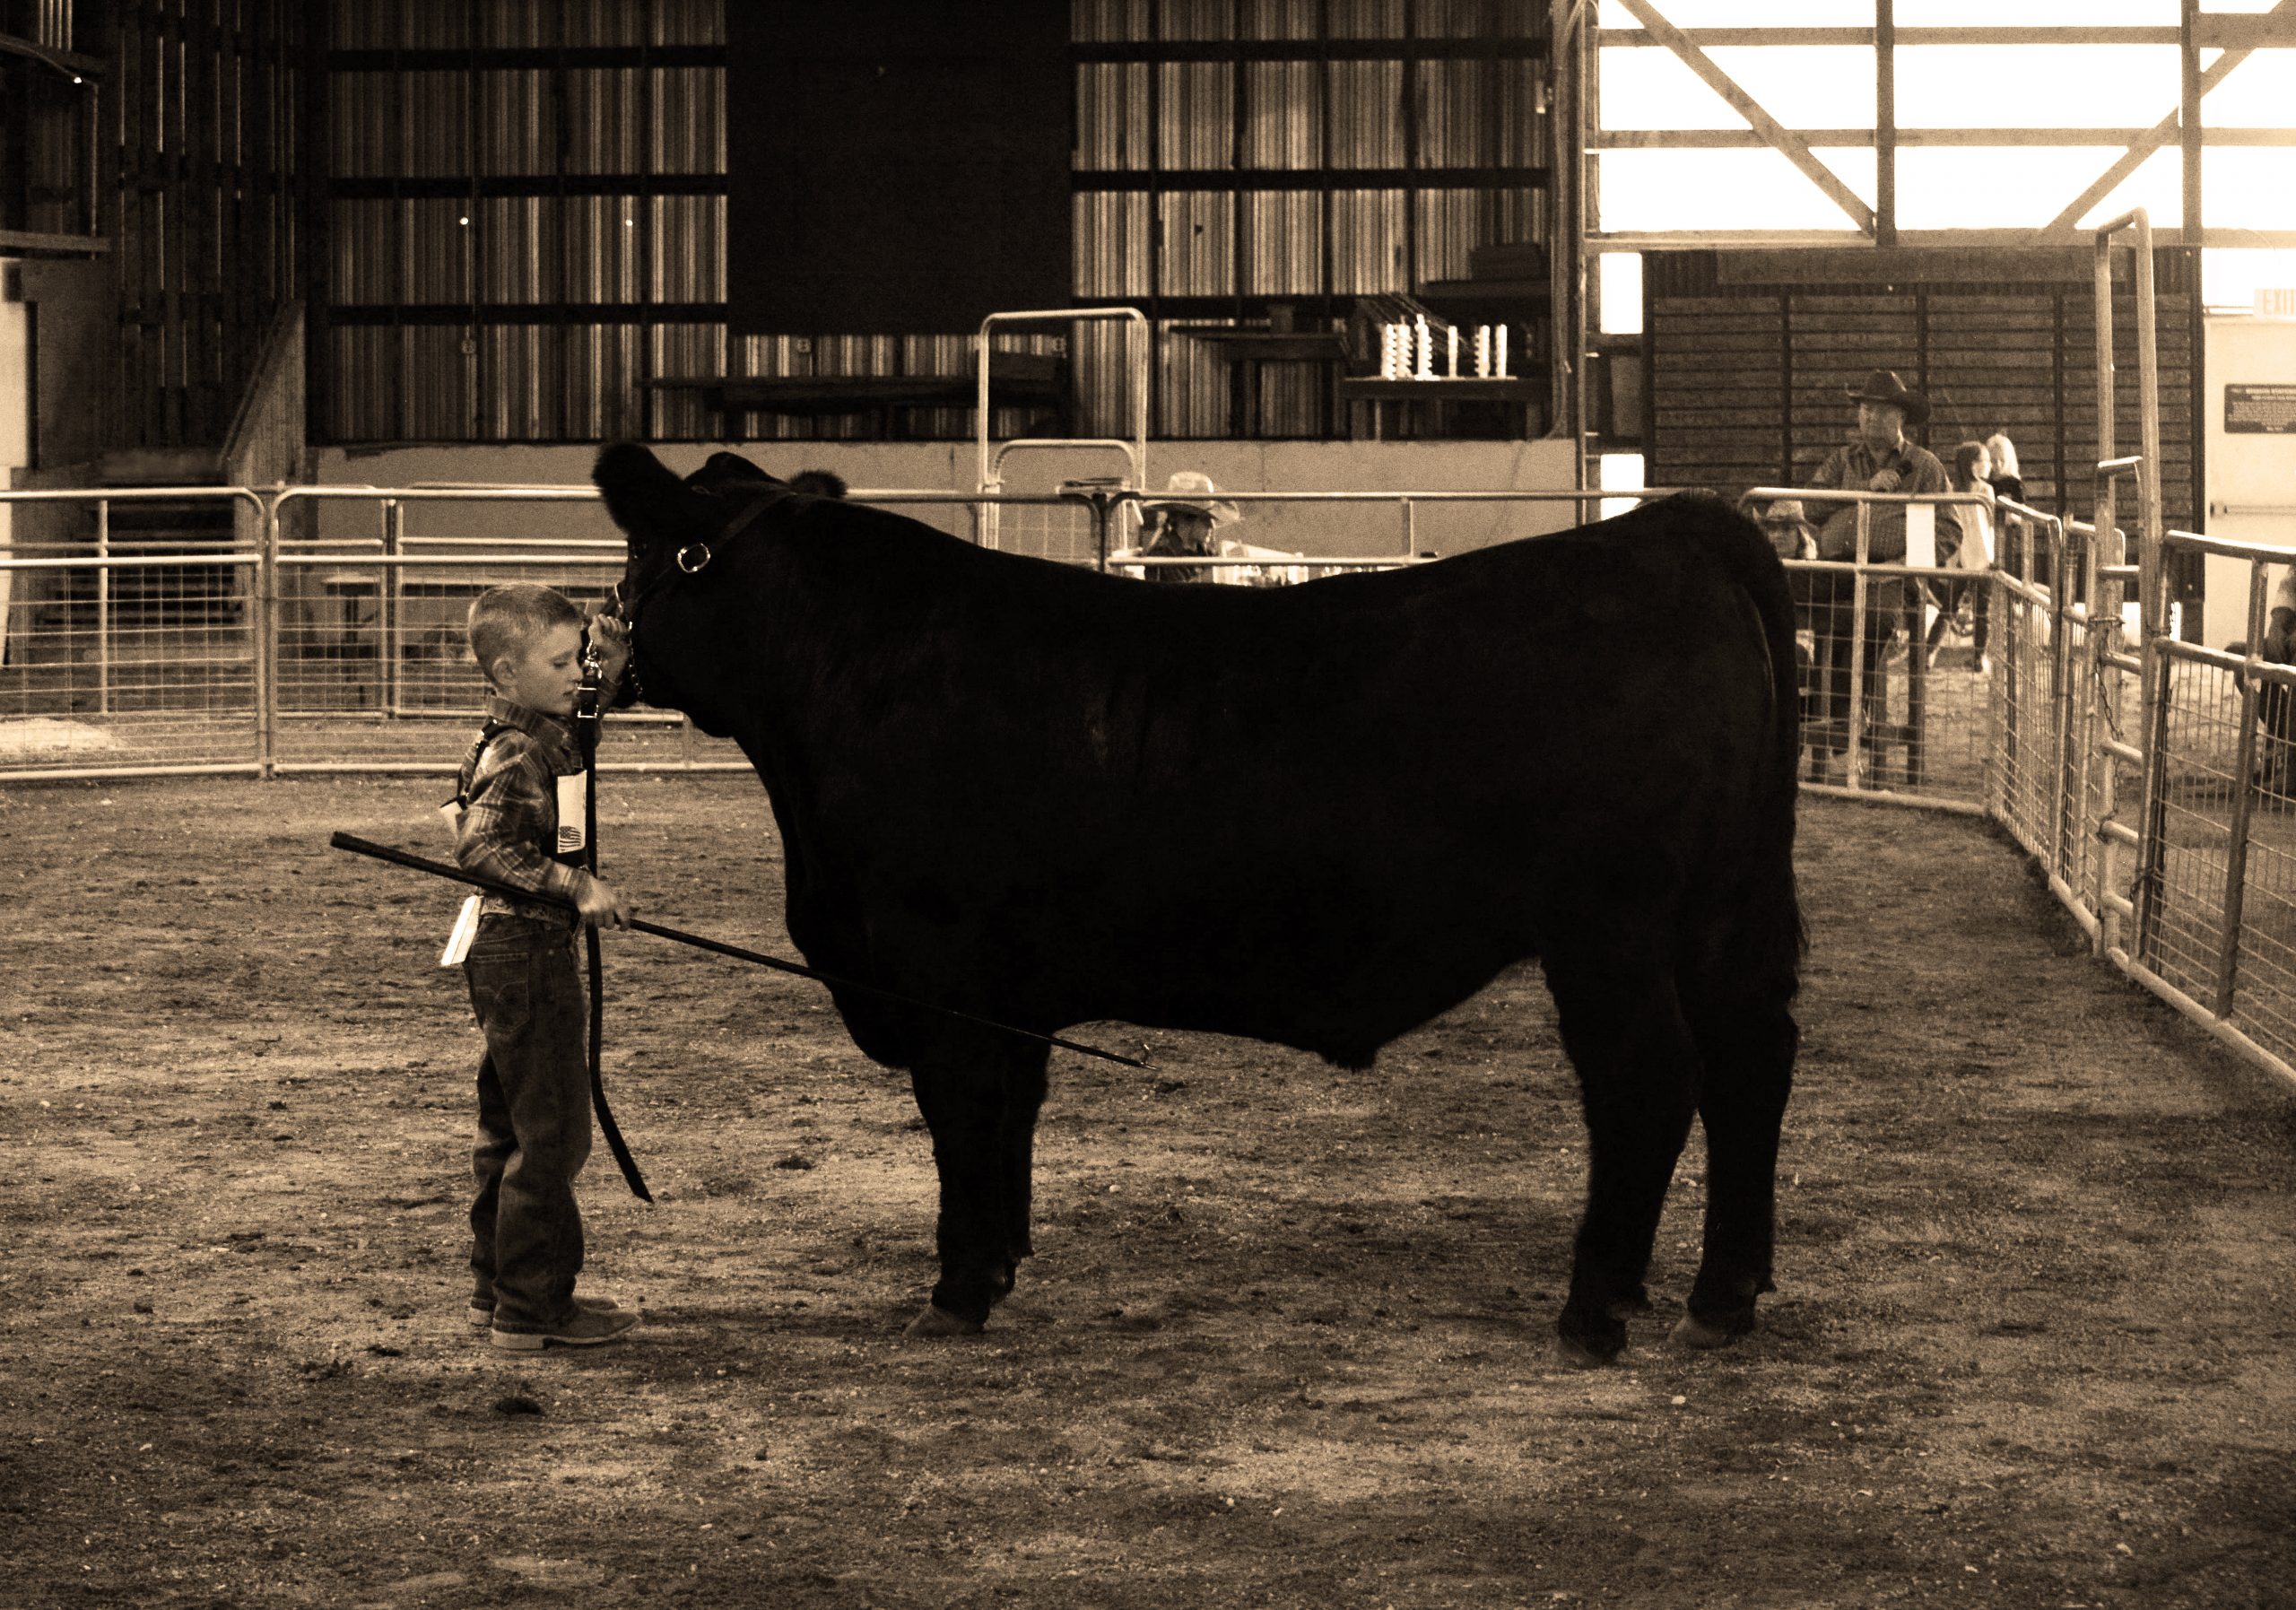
[592,445,1805,1364]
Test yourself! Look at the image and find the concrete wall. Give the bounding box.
[310,439,1587,558]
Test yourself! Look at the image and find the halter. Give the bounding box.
[612,485,787,706]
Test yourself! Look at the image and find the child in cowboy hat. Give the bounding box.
[1746,495,1819,562]
[1135,470,1242,584]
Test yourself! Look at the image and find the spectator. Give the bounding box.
[1986,432,2039,586]
[1744,494,1818,562]
[1926,440,1996,672]
[1798,370,1946,782]
[2254,569,2296,796]
[1135,471,1241,585]
[1984,432,2024,505]
[1805,370,1951,562]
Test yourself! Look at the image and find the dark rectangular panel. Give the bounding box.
[726,2,1071,335]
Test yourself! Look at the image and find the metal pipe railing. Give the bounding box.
[9,477,2295,1096]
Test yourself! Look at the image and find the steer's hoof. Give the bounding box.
[1554,1310,1627,1369]
[902,1303,986,1339]
[1670,1308,1753,1350]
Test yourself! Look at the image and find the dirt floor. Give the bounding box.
[4,777,2294,1610]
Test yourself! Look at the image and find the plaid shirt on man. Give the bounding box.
[452,687,615,923]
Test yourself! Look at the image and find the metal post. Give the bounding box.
[2129,239,2171,969]
[2132,224,2164,606]
[1994,544,2017,821]
[385,499,404,717]
[2092,500,2121,957]
[1845,500,1872,789]
[1983,553,2005,816]
[2092,220,2122,957]
[2136,519,2174,970]
[246,493,266,773]
[1402,497,1418,558]
[2050,517,2076,896]
[1091,488,1117,574]
[2093,212,2166,964]
[257,493,280,779]
[94,499,109,717]
[2214,561,2268,1018]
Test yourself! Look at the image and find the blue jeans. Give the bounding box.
[464,915,591,1331]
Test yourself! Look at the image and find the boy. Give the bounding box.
[449,583,639,1352]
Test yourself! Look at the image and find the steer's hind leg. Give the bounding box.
[904,1040,1048,1337]
[999,1052,1049,1282]
[1540,936,1701,1367]
[1675,903,1799,1349]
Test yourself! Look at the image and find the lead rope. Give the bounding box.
[577,645,653,1203]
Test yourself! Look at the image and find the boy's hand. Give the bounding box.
[587,612,631,683]
[577,875,633,930]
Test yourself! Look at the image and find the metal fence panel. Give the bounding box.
[12,475,2292,1098]
[1,489,267,779]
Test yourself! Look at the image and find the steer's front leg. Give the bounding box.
[903,1056,1019,1336]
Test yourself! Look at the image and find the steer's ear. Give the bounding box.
[593,443,699,550]
[697,449,781,487]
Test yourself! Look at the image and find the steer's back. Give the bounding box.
[785,494,1793,1067]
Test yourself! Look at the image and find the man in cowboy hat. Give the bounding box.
[1805,369,1951,562]
[1136,470,1243,584]
[1796,370,1947,781]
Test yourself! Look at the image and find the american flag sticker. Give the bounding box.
[556,771,587,855]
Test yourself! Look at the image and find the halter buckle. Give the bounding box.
[675,541,713,575]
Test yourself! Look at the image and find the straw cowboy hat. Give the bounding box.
[1752,496,1819,559]
[1846,368,1929,429]
[1138,470,1240,527]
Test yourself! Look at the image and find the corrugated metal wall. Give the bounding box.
[317,0,1552,446]
[97,0,308,454]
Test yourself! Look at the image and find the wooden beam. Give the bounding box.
[1875,0,1895,248]
[1609,0,1874,235]
[2183,0,2201,273]
[2193,13,2296,48]
[1596,26,2185,47]
[1593,127,2296,149]
[1594,226,2296,249]
[0,228,110,254]
[2043,0,2292,234]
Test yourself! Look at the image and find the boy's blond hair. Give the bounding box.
[467,584,584,684]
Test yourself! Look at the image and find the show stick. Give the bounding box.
[329,831,1151,1070]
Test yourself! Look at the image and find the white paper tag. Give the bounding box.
[439,799,465,836]
[1904,503,1936,568]
[556,770,587,856]
[439,894,482,968]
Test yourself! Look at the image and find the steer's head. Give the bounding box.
[592,443,790,727]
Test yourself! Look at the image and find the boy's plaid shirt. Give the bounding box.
[452,693,600,923]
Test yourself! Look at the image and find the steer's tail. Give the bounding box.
[1705,498,1809,980]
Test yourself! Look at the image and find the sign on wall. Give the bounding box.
[2225,384,2296,434]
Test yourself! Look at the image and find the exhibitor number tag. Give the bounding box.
[439,894,482,968]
